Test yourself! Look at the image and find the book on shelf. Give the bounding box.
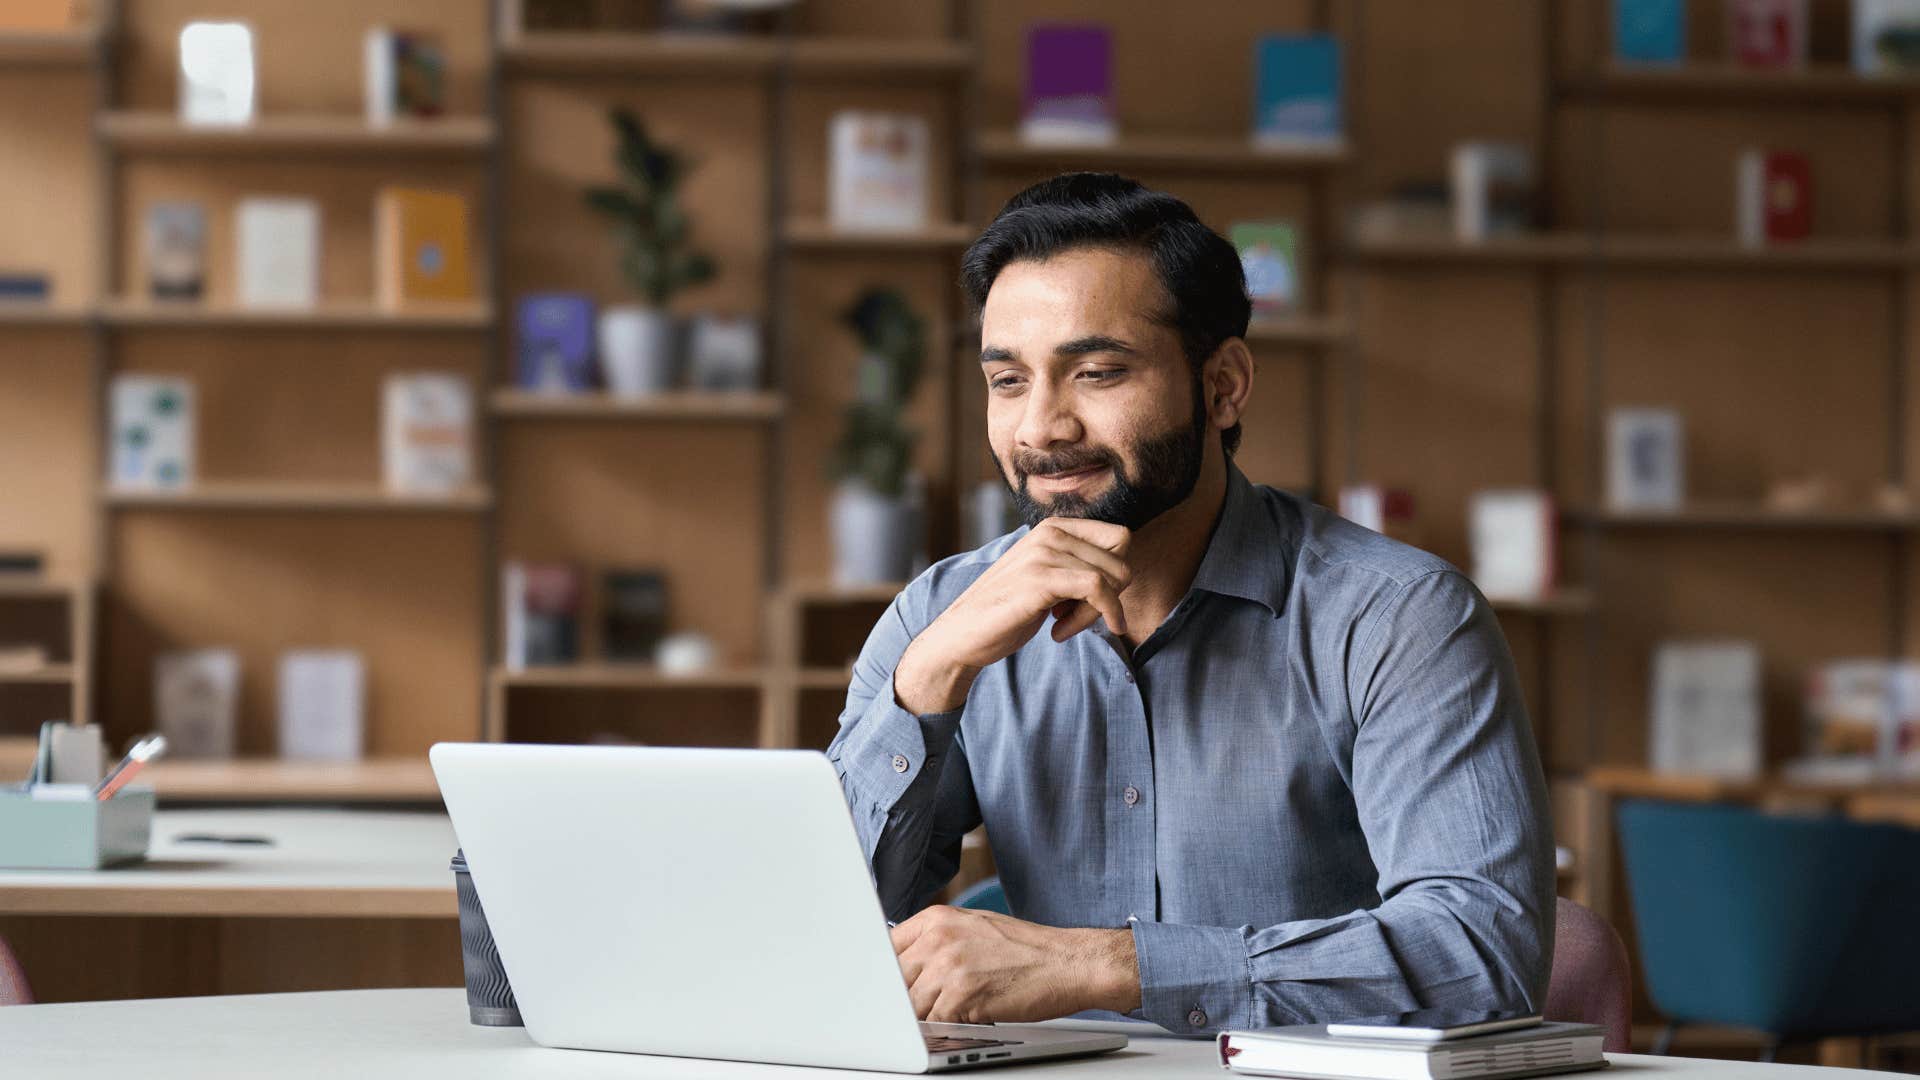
[516,293,597,393]
[1021,24,1115,146]
[685,313,762,392]
[828,111,930,232]
[144,202,206,301]
[364,27,446,124]
[1729,0,1808,69]
[108,374,195,491]
[178,20,256,125]
[375,187,474,309]
[1614,0,1686,64]
[1854,0,1920,74]
[1338,485,1420,547]
[235,196,321,309]
[1251,33,1343,149]
[1468,489,1557,603]
[1450,142,1536,242]
[1651,640,1763,778]
[1605,406,1684,511]
[1735,149,1811,247]
[277,649,365,762]
[1219,1019,1605,1080]
[155,647,240,759]
[602,570,669,663]
[502,561,581,670]
[1231,220,1304,319]
[1805,659,1920,773]
[0,274,50,301]
[381,373,473,495]
[1,0,73,30]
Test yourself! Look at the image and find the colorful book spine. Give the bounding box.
[1735,149,1812,246]
[1728,0,1808,68]
[1230,221,1303,318]
[1021,24,1115,145]
[516,293,596,392]
[1251,34,1343,147]
[1614,0,1687,64]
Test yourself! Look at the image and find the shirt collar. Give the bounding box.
[1187,461,1290,618]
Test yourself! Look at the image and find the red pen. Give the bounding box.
[94,735,168,802]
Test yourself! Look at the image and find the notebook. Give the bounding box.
[1218,1020,1606,1080]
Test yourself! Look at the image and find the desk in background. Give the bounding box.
[0,808,459,1002]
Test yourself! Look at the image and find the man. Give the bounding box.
[827,173,1554,1035]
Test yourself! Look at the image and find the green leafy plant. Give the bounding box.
[829,289,928,499]
[583,108,716,306]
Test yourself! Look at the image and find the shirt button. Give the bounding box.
[890,754,909,774]
[1122,786,1140,806]
[1188,1008,1209,1029]
[1123,670,1135,684]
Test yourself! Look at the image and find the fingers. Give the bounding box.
[1041,566,1127,640]
[1036,529,1133,594]
[1040,517,1132,556]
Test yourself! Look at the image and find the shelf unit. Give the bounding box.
[95,112,496,155]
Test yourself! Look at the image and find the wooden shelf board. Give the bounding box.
[1349,232,1592,265]
[490,388,784,421]
[500,32,779,75]
[101,299,493,331]
[778,580,905,607]
[1244,316,1352,348]
[0,576,85,600]
[97,111,495,154]
[787,38,973,79]
[796,667,855,691]
[104,484,494,513]
[0,301,92,326]
[1567,503,1920,530]
[1352,232,1918,271]
[976,130,1348,173]
[492,664,769,691]
[0,26,100,65]
[0,662,75,685]
[143,757,443,803]
[1568,63,1920,104]
[1488,589,1594,616]
[1585,765,1920,802]
[783,219,977,252]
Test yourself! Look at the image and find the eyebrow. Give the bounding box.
[979,335,1139,365]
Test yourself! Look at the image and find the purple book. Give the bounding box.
[516,293,596,392]
[1022,24,1115,144]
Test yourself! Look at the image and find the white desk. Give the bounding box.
[0,989,1894,1079]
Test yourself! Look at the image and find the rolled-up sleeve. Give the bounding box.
[1129,569,1556,1033]
[826,579,982,922]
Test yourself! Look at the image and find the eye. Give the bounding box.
[988,373,1026,393]
[1076,368,1123,382]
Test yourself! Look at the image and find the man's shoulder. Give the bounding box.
[1262,485,1468,599]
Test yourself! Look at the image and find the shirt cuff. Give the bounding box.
[836,689,964,812]
[1130,919,1252,1034]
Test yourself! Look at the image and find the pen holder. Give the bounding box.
[0,786,155,869]
[451,849,523,1027]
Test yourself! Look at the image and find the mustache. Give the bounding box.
[1014,447,1118,477]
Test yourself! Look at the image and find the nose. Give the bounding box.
[1013,376,1082,452]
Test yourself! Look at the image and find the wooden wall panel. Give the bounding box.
[104,514,484,754]
[0,68,96,307]
[0,332,96,579]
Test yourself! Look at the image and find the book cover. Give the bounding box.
[516,293,596,392]
[1854,0,1920,73]
[1729,0,1808,68]
[1021,24,1115,145]
[828,111,930,232]
[144,202,206,301]
[1614,0,1686,64]
[177,20,255,125]
[502,561,582,670]
[686,313,762,391]
[1469,489,1557,601]
[155,648,240,759]
[1220,1021,1606,1080]
[375,187,474,308]
[1230,220,1303,318]
[364,27,447,123]
[1605,407,1684,510]
[235,196,320,308]
[277,649,365,762]
[1451,141,1537,241]
[1735,149,1812,245]
[382,373,472,494]
[1252,34,1343,147]
[0,274,50,300]
[109,374,195,491]
[602,570,669,663]
[1651,640,1762,778]
[1804,660,1920,766]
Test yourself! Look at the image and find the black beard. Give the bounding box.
[995,378,1208,532]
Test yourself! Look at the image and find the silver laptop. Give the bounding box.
[429,743,1127,1072]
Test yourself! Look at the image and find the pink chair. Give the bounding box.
[0,934,33,1006]
[1545,896,1632,1053]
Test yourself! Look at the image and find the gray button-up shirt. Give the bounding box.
[828,463,1555,1034]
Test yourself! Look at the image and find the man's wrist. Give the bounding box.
[893,627,979,716]
[1075,927,1141,1014]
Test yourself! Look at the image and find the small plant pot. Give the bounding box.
[831,480,916,586]
[598,306,678,396]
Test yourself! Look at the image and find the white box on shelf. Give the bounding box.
[1854,0,1920,74]
[235,196,321,309]
[155,648,240,759]
[1468,489,1557,601]
[277,650,365,761]
[108,374,195,491]
[178,21,255,126]
[1606,406,1685,510]
[828,111,930,232]
[1650,640,1763,778]
[1450,141,1535,242]
[382,373,473,494]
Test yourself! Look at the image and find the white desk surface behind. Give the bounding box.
[0,989,1895,1080]
[0,808,457,917]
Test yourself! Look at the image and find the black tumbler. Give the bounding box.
[451,849,523,1026]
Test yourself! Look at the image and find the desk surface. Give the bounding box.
[0,808,456,918]
[0,989,1891,1079]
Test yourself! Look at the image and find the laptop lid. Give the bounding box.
[430,742,931,1073]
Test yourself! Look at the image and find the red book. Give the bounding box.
[1728,0,1807,69]
[1736,149,1812,245]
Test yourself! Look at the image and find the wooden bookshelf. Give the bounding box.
[141,756,443,803]
[1347,232,1591,265]
[100,299,493,331]
[96,112,496,155]
[787,37,973,80]
[0,26,100,66]
[1566,503,1920,530]
[489,664,770,691]
[1565,63,1920,105]
[491,389,784,422]
[0,301,92,326]
[782,219,977,252]
[974,130,1348,173]
[797,666,855,690]
[498,32,780,75]
[1352,232,1919,272]
[0,662,76,685]
[103,484,494,513]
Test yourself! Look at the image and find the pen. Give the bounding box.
[94,734,168,802]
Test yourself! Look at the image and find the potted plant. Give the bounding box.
[828,288,928,585]
[584,108,715,396]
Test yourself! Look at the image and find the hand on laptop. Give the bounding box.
[894,519,1133,715]
[889,904,1141,1024]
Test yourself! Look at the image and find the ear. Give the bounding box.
[1203,337,1255,434]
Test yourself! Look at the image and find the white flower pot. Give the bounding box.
[598,306,678,396]
[831,479,915,586]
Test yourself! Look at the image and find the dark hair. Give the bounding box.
[961,172,1250,457]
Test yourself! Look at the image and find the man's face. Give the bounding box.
[980,247,1209,531]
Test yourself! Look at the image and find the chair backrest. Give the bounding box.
[0,934,32,1006]
[1545,896,1632,1053]
[951,876,1009,914]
